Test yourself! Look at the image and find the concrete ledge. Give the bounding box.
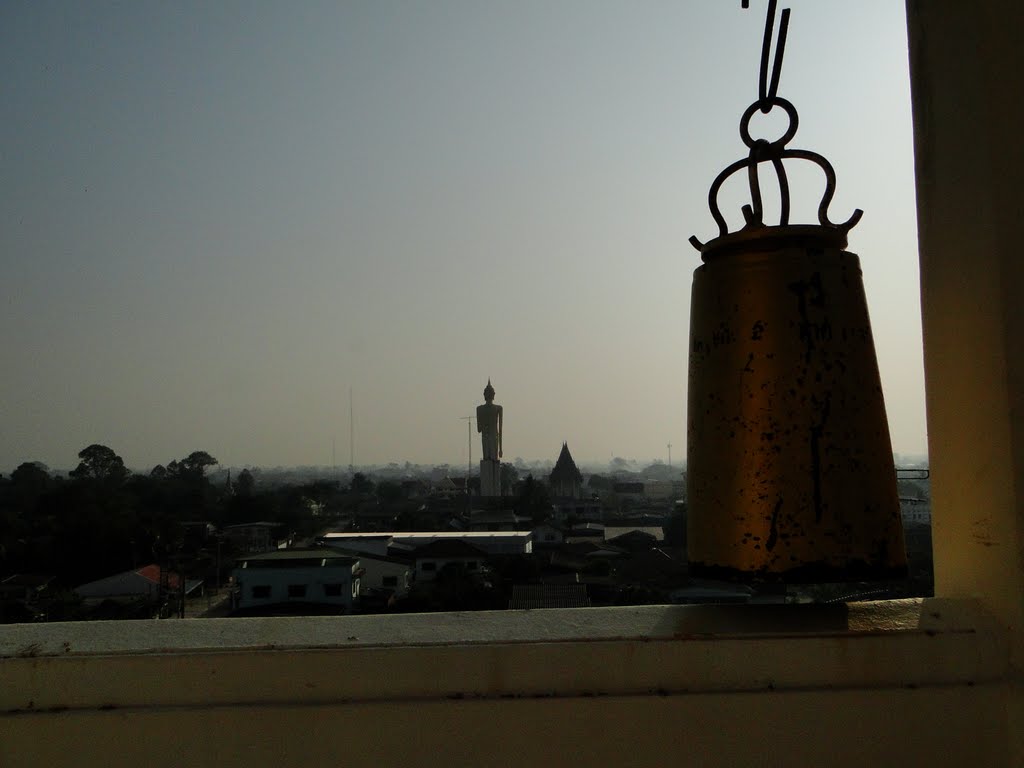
[0,598,1006,713]
[0,597,982,656]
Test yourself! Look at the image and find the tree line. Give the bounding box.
[0,444,361,591]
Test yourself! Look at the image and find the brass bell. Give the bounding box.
[685,1,906,582]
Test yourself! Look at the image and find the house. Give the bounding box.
[350,502,397,532]
[551,497,603,524]
[612,481,645,501]
[232,549,361,612]
[0,573,53,605]
[318,530,534,556]
[605,529,661,551]
[548,540,628,573]
[313,547,412,600]
[400,479,430,499]
[432,476,467,498]
[409,539,488,584]
[467,509,529,532]
[532,522,565,547]
[642,480,682,501]
[0,574,54,622]
[74,565,203,604]
[317,533,393,556]
[565,522,605,543]
[222,522,283,554]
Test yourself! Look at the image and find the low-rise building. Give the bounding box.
[318,530,533,556]
[312,547,412,600]
[612,481,645,501]
[551,498,603,524]
[565,522,606,543]
[74,565,202,604]
[0,574,54,622]
[468,509,530,532]
[532,523,565,547]
[410,539,489,584]
[222,522,283,554]
[642,480,683,501]
[232,549,361,612]
[605,529,662,551]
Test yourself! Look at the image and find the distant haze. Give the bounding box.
[1,1,925,472]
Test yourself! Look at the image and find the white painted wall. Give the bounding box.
[233,563,358,610]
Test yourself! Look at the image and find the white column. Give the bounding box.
[907,1,1024,759]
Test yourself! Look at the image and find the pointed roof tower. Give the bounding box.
[550,442,583,499]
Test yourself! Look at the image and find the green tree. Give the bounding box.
[609,457,631,474]
[178,451,218,478]
[515,476,552,523]
[234,468,256,497]
[350,473,374,495]
[640,461,674,480]
[10,462,52,500]
[431,562,492,611]
[500,463,519,494]
[69,444,127,482]
[376,480,404,505]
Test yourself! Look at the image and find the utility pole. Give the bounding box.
[459,416,474,482]
[668,442,673,469]
[349,387,354,472]
[459,416,475,514]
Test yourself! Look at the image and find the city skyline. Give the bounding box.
[1,1,925,472]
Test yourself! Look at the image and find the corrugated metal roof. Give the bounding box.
[411,539,488,559]
[605,526,665,542]
[240,548,357,565]
[76,565,176,599]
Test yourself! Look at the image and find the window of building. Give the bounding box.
[382,576,398,588]
[251,585,271,599]
[323,583,342,597]
[287,584,307,598]
[421,562,436,572]
[466,561,478,570]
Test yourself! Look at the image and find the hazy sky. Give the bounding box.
[1,1,924,472]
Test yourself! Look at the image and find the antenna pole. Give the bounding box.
[459,416,475,495]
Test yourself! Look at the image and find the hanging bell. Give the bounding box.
[685,1,906,582]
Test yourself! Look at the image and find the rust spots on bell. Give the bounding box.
[971,517,999,548]
[686,241,907,582]
[766,497,782,551]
